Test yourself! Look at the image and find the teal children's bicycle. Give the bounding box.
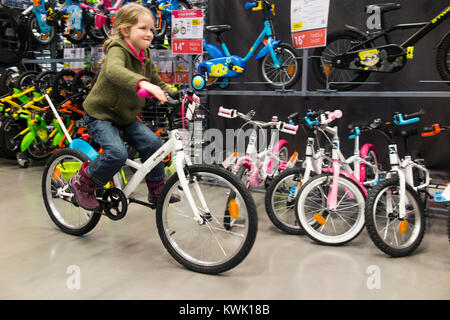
[192,0,301,90]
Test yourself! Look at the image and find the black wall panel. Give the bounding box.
[205,0,450,179]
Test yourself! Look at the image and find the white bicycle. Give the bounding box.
[41,90,258,274]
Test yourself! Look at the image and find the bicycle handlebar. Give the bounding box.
[244,0,274,14]
[393,109,424,126]
[421,124,450,137]
[137,88,180,106]
[244,2,258,10]
[218,106,298,134]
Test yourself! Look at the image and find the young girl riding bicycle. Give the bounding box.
[70,3,180,210]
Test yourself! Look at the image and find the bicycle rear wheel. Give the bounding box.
[156,164,258,274]
[364,178,425,257]
[436,32,450,84]
[312,30,371,91]
[42,148,101,236]
[295,174,366,245]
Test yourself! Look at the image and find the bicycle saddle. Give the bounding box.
[205,25,232,34]
[366,3,401,14]
[394,127,419,138]
[348,121,369,130]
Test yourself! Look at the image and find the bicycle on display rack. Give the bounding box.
[219,106,299,188]
[21,0,89,45]
[363,109,436,257]
[295,110,427,246]
[432,181,450,243]
[267,110,382,237]
[41,89,258,274]
[312,3,450,91]
[266,110,381,240]
[80,0,129,38]
[191,0,301,90]
[423,124,450,243]
[218,107,299,230]
[141,0,193,45]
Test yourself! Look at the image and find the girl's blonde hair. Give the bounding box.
[102,3,155,54]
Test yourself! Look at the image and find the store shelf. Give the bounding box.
[195,49,450,98]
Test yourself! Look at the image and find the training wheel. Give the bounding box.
[192,74,206,90]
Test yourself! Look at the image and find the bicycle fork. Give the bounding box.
[175,152,211,225]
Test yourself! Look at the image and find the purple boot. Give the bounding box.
[69,162,100,211]
[146,179,180,208]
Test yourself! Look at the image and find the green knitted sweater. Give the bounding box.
[83,38,174,126]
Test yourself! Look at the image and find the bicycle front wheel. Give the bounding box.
[156,164,258,274]
[364,178,425,257]
[265,167,305,235]
[258,42,301,89]
[295,174,366,245]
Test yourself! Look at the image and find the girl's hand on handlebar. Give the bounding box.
[138,81,168,104]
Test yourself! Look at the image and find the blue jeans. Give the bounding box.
[83,114,165,186]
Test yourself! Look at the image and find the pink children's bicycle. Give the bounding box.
[218,107,300,230]
[81,0,127,38]
[294,110,384,245]
[266,109,381,236]
[219,107,300,189]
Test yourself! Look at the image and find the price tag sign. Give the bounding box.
[291,0,330,49]
[171,9,203,54]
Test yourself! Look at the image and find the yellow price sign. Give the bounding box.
[192,19,201,26]
[292,22,303,31]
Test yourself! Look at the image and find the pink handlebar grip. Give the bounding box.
[332,109,343,119]
[284,123,298,132]
[218,106,231,115]
[328,110,343,121]
[137,89,154,98]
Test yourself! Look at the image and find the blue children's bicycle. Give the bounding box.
[22,0,87,45]
[192,0,301,90]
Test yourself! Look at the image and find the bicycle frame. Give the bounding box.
[384,144,430,219]
[349,4,450,50]
[26,0,85,34]
[45,93,208,225]
[318,125,371,210]
[81,0,126,29]
[220,108,296,188]
[233,124,287,188]
[204,19,281,68]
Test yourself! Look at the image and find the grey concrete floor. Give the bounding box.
[0,157,449,300]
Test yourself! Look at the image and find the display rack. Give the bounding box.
[196,49,450,98]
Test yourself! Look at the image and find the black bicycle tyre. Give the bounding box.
[36,70,56,91]
[71,69,96,95]
[258,42,301,90]
[436,32,450,84]
[156,164,258,274]
[311,30,371,91]
[52,70,76,103]
[27,15,56,45]
[64,26,88,45]
[0,68,17,95]
[364,177,425,257]
[0,116,26,159]
[25,140,51,161]
[265,167,305,235]
[42,148,102,236]
[17,70,40,89]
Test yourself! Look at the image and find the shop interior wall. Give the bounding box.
[205,0,450,179]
